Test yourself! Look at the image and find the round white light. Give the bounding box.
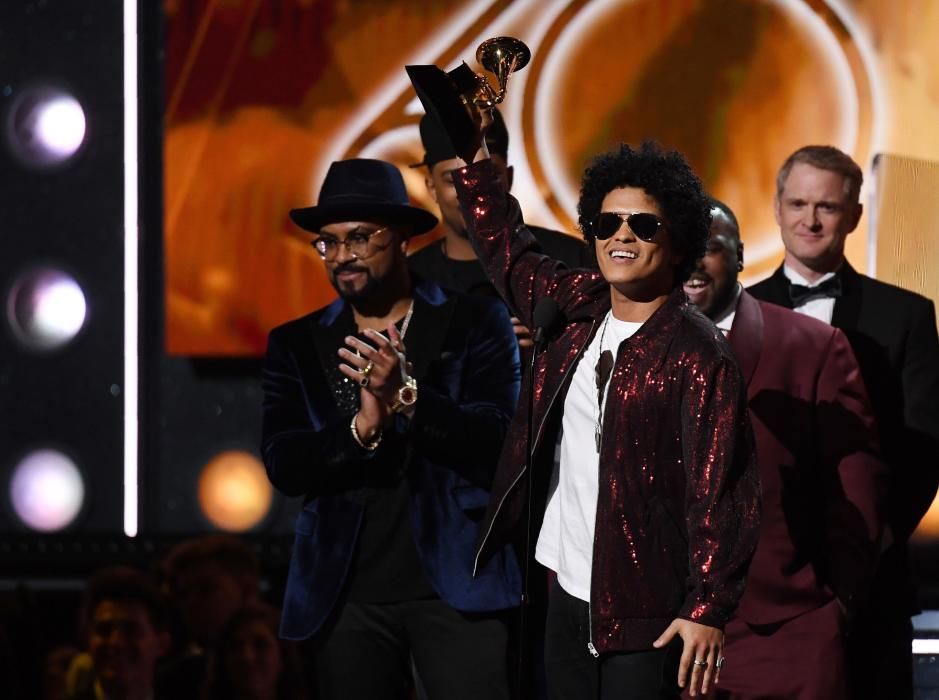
[7,268,88,350]
[5,87,86,167]
[9,449,85,532]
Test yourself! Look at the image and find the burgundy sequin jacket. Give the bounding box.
[453,160,761,653]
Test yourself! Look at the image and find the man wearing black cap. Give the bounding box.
[410,109,591,347]
[261,158,522,700]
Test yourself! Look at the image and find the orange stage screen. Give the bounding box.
[164,0,939,356]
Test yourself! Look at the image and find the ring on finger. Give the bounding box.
[716,657,725,669]
[693,659,708,668]
[361,360,375,377]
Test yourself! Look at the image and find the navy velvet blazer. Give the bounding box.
[262,280,522,640]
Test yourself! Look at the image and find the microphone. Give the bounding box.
[531,297,560,349]
[518,296,560,700]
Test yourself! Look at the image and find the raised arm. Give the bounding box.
[451,159,605,331]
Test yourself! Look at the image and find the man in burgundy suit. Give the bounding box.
[749,145,939,699]
[685,198,887,698]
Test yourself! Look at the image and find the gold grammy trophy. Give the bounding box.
[406,36,531,161]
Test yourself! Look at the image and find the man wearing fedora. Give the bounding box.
[261,157,522,700]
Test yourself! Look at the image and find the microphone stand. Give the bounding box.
[518,328,544,700]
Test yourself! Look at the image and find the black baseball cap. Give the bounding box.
[411,107,509,168]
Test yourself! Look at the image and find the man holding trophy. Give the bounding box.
[407,39,761,699]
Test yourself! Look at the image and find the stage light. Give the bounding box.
[6,268,88,351]
[9,449,85,532]
[5,86,87,167]
[197,451,272,532]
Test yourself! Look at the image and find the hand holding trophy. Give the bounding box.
[406,37,531,164]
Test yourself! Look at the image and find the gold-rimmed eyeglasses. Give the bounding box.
[312,227,390,261]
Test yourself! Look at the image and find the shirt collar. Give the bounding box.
[712,283,742,333]
[782,263,840,288]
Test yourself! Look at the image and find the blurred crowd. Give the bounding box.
[3,535,313,700]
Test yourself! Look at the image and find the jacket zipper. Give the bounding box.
[473,318,599,577]
[586,389,606,659]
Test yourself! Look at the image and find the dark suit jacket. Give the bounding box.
[728,291,886,624]
[750,263,939,609]
[261,280,522,640]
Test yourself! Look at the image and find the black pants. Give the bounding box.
[544,584,682,700]
[313,597,511,700]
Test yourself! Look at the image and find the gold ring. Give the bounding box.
[693,660,708,669]
[361,360,374,377]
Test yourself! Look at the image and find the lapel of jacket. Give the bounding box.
[761,265,793,309]
[306,296,356,412]
[404,280,456,381]
[831,261,863,331]
[627,288,686,372]
[727,290,763,392]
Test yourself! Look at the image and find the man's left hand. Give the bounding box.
[338,323,409,409]
[653,618,724,697]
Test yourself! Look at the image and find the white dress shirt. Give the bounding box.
[782,264,839,325]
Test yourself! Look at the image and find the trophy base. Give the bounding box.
[405,63,479,163]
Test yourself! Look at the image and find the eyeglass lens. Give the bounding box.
[314,231,375,260]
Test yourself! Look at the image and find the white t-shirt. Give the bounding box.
[535,311,643,602]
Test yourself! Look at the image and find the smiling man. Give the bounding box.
[70,567,170,700]
[688,198,885,699]
[749,145,939,699]
[262,158,522,700]
[450,139,761,699]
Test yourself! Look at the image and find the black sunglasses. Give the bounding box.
[592,212,664,242]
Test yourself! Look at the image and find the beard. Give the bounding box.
[328,262,382,303]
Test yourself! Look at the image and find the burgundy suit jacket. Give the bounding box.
[729,291,887,624]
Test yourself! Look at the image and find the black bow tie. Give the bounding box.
[788,275,842,307]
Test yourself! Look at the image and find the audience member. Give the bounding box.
[201,602,307,700]
[67,566,171,700]
[157,535,262,699]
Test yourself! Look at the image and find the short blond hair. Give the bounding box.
[776,145,863,202]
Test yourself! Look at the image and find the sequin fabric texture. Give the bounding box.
[455,160,761,653]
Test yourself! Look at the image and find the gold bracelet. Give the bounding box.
[350,413,381,451]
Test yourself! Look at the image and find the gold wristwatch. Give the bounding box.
[391,376,418,413]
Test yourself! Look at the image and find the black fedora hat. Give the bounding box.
[289,158,437,236]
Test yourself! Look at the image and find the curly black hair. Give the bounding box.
[577,141,711,285]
